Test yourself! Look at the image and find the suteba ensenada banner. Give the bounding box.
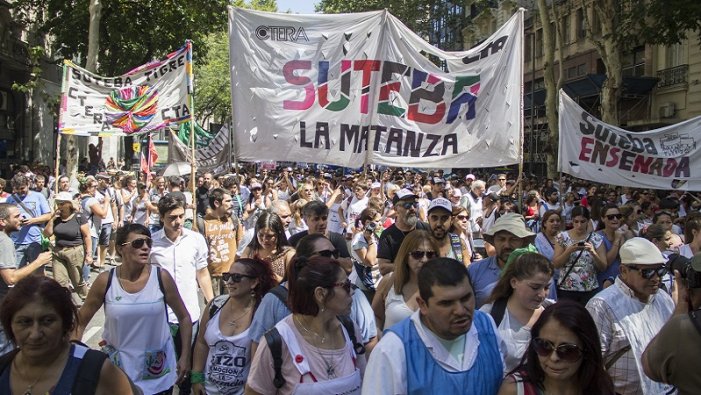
[558,90,701,191]
[229,8,524,168]
[59,45,190,136]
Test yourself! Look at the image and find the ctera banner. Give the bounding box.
[59,45,191,136]
[558,90,701,191]
[229,8,524,168]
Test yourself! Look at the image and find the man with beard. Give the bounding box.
[468,213,534,308]
[202,188,243,296]
[363,258,505,394]
[150,195,214,395]
[427,198,470,265]
[195,172,213,230]
[587,238,674,395]
[377,189,429,275]
[538,188,561,218]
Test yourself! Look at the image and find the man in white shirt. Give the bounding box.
[363,258,505,394]
[150,195,214,394]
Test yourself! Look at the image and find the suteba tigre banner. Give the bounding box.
[59,45,190,136]
[558,90,701,191]
[229,8,524,168]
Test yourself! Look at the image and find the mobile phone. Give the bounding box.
[577,241,585,247]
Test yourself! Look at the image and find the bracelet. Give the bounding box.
[190,371,205,384]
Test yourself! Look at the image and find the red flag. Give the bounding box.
[148,135,159,167]
[140,152,149,175]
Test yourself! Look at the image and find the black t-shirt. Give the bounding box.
[288,230,350,258]
[53,213,88,247]
[196,186,210,216]
[377,221,429,263]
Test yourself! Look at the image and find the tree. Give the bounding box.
[194,0,277,126]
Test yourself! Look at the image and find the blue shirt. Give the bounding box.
[5,191,50,245]
[468,256,500,308]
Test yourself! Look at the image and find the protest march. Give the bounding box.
[1,5,701,395]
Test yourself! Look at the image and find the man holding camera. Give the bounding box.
[642,254,701,394]
[586,237,675,395]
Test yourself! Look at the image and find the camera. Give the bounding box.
[667,254,701,288]
[365,221,377,232]
[577,241,585,247]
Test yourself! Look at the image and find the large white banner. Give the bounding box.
[59,45,191,136]
[229,8,523,168]
[558,90,701,191]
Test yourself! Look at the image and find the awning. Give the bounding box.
[562,74,659,99]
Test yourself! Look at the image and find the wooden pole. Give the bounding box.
[54,133,62,196]
[186,40,198,231]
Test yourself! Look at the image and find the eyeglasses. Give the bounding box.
[532,338,583,362]
[605,214,623,220]
[455,215,469,220]
[331,279,356,293]
[409,250,436,260]
[316,249,339,259]
[222,272,255,283]
[398,201,419,210]
[625,265,668,279]
[252,187,262,191]
[120,238,153,249]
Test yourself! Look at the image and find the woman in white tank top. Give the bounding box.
[191,258,278,395]
[372,230,439,333]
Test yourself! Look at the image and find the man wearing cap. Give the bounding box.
[427,177,445,200]
[586,237,675,395]
[468,213,534,308]
[460,174,476,195]
[428,198,470,266]
[643,254,701,394]
[377,189,429,275]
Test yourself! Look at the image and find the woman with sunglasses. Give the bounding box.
[449,205,473,265]
[76,224,193,394]
[552,206,607,305]
[246,256,365,394]
[498,301,615,395]
[372,230,440,332]
[238,212,294,281]
[595,204,632,289]
[191,258,277,395]
[481,253,555,372]
[244,182,270,229]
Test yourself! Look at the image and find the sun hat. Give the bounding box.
[620,237,666,266]
[482,213,535,244]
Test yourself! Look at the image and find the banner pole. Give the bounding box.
[517,8,526,210]
[54,133,62,196]
[56,61,68,196]
[186,40,198,231]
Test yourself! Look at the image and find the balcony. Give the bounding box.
[657,65,688,88]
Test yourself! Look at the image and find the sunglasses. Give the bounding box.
[409,250,436,260]
[398,201,419,210]
[316,249,339,259]
[606,214,623,220]
[455,215,469,220]
[626,265,668,279]
[222,272,255,283]
[331,279,357,293]
[120,238,153,249]
[532,338,583,362]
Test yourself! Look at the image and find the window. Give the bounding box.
[665,44,685,68]
[576,8,586,40]
[536,29,543,57]
[562,15,571,44]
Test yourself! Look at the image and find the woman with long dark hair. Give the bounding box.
[498,301,615,395]
[534,210,561,299]
[480,253,554,371]
[595,204,632,289]
[238,212,294,281]
[191,258,278,395]
[552,206,607,305]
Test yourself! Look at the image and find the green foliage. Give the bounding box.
[12,0,231,75]
[641,0,701,45]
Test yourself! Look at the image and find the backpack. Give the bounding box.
[489,297,508,327]
[264,315,364,389]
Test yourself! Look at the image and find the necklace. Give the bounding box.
[227,306,251,328]
[295,316,327,344]
[12,356,48,395]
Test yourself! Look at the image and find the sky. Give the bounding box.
[276,0,318,14]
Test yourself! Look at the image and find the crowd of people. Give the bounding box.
[1,162,701,394]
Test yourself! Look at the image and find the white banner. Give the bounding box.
[558,90,701,191]
[170,125,231,176]
[59,45,191,136]
[229,8,523,168]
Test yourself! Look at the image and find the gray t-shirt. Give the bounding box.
[0,232,17,301]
